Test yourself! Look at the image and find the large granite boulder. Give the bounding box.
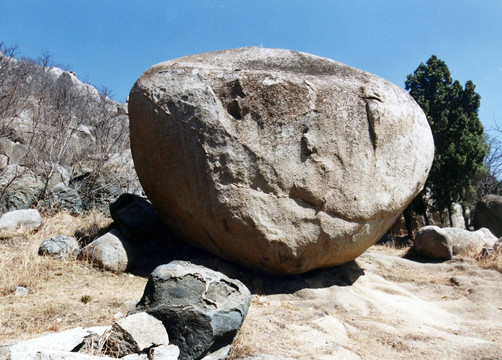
[473,194,502,237]
[131,261,251,360]
[129,47,434,274]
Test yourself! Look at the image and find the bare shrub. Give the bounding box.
[0,46,138,213]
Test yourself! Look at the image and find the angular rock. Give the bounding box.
[80,229,133,272]
[132,261,251,360]
[39,235,80,259]
[414,226,453,260]
[442,227,497,255]
[102,312,169,357]
[0,208,42,232]
[109,193,161,241]
[473,194,502,237]
[128,47,434,274]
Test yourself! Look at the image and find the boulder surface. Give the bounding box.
[414,226,453,260]
[129,47,434,274]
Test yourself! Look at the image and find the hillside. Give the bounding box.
[0,49,141,214]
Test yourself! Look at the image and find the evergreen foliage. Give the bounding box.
[405,55,488,224]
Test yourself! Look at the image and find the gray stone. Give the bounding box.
[103,312,169,357]
[0,166,44,212]
[414,226,453,260]
[2,327,92,355]
[49,183,83,214]
[473,194,502,237]
[80,229,133,272]
[39,235,80,259]
[0,208,42,231]
[128,47,434,274]
[442,227,497,255]
[132,261,251,360]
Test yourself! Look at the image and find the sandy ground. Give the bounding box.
[228,247,502,360]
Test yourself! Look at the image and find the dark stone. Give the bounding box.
[109,193,161,241]
[131,261,251,360]
[473,194,502,237]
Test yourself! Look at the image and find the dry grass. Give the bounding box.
[0,211,147,345]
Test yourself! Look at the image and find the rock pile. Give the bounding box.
[0,314,179,360]
[129,47,435,274]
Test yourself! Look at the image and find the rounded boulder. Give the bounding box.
[129,47,434,274]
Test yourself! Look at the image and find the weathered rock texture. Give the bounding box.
[132,261,251,360]
[129,47,434,274]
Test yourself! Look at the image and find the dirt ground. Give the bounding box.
[1,213,501,359]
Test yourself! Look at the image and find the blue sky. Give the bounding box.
[1,1,501,131]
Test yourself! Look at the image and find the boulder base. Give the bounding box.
[129,47,434,274]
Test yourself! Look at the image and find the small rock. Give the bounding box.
[0,209,42,231]
[113,312,123,319]
[15,286,29,296]
[39,235,80,259]
[80,229,133,272]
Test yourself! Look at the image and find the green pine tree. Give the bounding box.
[405,55,488,226]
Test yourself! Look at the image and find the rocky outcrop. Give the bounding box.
[129,47,434,274]
[0,52,141,213]
[473,194,502,237]
[132,261,251,360]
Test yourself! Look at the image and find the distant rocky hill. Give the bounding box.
[0,50,141,213]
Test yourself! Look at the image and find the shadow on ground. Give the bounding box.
[121,229,365,295]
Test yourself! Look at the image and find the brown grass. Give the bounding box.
[0,211,147,345]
